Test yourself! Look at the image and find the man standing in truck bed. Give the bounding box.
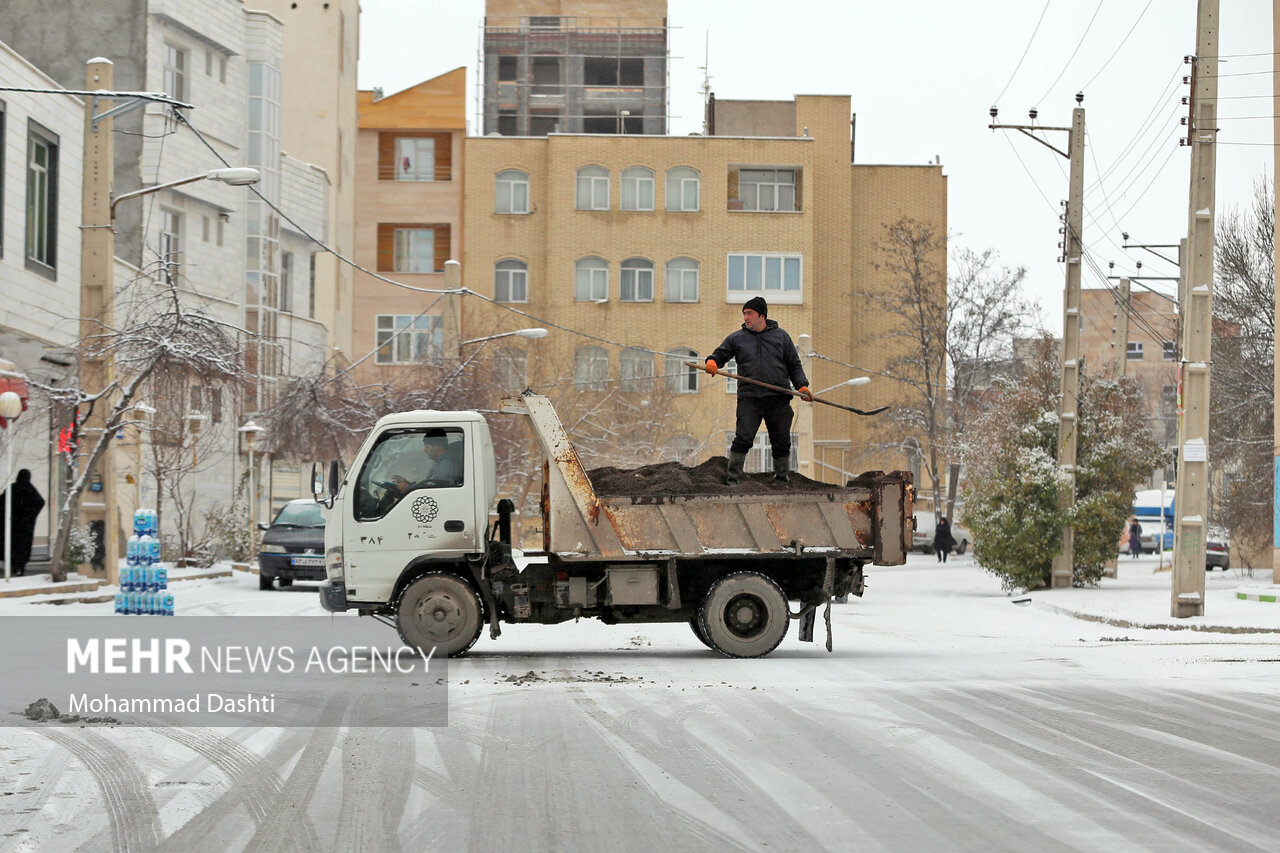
[706,296,812,485]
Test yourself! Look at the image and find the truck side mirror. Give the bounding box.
[328,459,340,501]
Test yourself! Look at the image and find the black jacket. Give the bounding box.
[709,320,808,400]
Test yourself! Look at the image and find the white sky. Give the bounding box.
[357,1,1275,335]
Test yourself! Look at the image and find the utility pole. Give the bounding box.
[1171,0,1219,618]
[1112,275,1131,371]
[990,96,1086,588]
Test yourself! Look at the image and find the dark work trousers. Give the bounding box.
[731,395,794,458]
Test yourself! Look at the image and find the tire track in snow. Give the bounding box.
[241,724,339,853]
[154,727,322,852]
[38,729,161,852]
[331,725,414,851]
[0,732,72,848]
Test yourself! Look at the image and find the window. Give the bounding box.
[620,258,654,302]
[727,253,802,302]
[158,210,181,285]
[576,166,609,210]
[531,57,560,94]
[1162,340,1176,361]
[495,347,527,390]
[354,428,466,521]
[1162,384,1177,409]
[498,56,517,81]
[308,252,317,318]
[496,169,529,214]
[574,257,608,302]
[24,123,57,273]
[377,223,450,273]
[395,137,435,181]
[281,252,294,313]
[663,435,699,465]
[723,358,738,393]
[163,44,187,101]
[495,259,528,303]
[574,346,609,391]
[1127,341,1144,360]
[664,348,699,393]
[665,167,699,211]
[621,166,654,211]
[375,314,443,364]
[620,348,654,392]
[739,168,796,211]
[665,257,699,302]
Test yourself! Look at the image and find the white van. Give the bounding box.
[912,511,973,555]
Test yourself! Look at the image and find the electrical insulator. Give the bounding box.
[1180,117,1189,125]
[1179,138,1189,146]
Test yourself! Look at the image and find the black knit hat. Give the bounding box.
[742,296,768,317]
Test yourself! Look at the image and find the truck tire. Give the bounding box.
[956,539,968,555]
[690,615,714,649]
[697,571,789,658]
[397,572,484,658]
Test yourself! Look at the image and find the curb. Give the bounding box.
[1236,590,1278,603]
[1039,602,1280,634]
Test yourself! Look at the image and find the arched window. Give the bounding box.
[574,345,610,391]
[494,259,528,303]
[664,347,699,393]
[576,165,609,210]
[665,166,700,211]
[574,256,609,302]
[495,169,529,213]
[620,257,654,302]
[621,166,655,211]
[665,257,699,302]
[620,347,654,392]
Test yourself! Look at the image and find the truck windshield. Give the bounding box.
[354,428,466,521]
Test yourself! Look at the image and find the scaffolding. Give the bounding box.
[476,15,670,136]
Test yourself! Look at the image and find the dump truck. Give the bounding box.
[314,393,913,658]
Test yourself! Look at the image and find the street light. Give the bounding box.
[814,376,871,396]
[238,420,265,547]
[459,327,548,346]
[0,391,23,582]
[110,168,260,219]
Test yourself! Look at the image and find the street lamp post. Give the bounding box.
[814,376,871,396]
[459,328,549,347]
[0,391,24,582]
[238,420,265,550]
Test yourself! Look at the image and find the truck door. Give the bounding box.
[342,425,478,602]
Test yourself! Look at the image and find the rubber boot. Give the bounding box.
[725,451,747,486]
[772,456,790,484]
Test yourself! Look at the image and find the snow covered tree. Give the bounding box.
[962,336,1167,591]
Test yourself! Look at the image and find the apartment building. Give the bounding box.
[354,68,466,373]
[0,40,86,559]
[0,1,338,561]
[462,93,947,481]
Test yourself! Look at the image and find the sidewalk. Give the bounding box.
[1026,554,1280,634]
[0,564,235,602]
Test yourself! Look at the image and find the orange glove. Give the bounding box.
[798,386,814,402]
[705,359,718,376]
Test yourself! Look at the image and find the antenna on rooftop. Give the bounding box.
[698,32,712,135]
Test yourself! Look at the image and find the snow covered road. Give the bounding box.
[1,555,1277,851]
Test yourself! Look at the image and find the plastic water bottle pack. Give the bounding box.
[116,509,173,615]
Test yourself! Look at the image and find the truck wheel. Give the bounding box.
[697,571,789,658]
[956,539,968,555]
[690,615,714,649]
[397,572,484,658]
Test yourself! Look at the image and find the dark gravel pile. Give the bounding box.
[587,456,842,497]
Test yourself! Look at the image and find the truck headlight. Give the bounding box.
[261,544,286,554]
[326,546,344,582]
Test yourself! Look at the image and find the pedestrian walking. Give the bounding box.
[1127,518,1142,559]
[933,516,956,563]
[0,469,45,576]
[705,297,812,485]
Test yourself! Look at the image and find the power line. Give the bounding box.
[1078,0,1155,93]
[992,0,1053,106]
[1034,0,1104,106]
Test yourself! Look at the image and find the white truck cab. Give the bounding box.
[323,410,496,607]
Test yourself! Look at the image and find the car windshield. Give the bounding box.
[272,503,326,527]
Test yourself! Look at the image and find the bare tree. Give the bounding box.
[36,280,247,580]
[868,217,949,513]
[1211,176,1274,562]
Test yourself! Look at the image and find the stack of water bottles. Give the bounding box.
[115,508,174,615]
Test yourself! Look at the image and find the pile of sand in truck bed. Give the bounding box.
[587,456,845,497]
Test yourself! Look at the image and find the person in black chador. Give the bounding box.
[933,516,956,563]
[706,296,813,485]
[0,469,45,576]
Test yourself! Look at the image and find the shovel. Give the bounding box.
[686,362,889,416]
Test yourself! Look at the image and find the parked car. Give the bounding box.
[258,499,326,590]
[912,511,973,555]
[1206,527,1230,570]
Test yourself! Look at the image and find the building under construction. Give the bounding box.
[481,0,669,136]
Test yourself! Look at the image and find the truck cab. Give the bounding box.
[322,411,495,608]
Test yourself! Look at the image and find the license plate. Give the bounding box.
[291,557,324,567]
